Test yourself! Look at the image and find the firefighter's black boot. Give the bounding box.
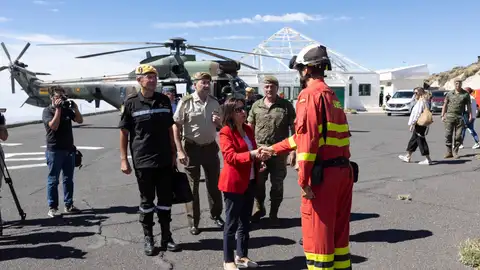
[143,233,155,256]
[141,212,155,256]
[158,210,181,252]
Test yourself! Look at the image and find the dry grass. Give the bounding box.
[427,61,480,87]
[459,238,480,269]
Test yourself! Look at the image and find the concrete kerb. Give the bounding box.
[6,109,118,128]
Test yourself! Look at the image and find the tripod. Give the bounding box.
[0,150,27,236]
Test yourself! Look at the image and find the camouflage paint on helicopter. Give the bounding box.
[1,38,289,110]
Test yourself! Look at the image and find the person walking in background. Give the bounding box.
[398,87,433,165]
[441,79,473,158]
[459,87,480,149]
[218,97,266,270]
[162,85,178,114]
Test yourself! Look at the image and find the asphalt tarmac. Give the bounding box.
[1,112,479,270]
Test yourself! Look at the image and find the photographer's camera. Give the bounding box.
[58,97,74,109]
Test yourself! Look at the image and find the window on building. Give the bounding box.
[349,84,352,96]
[292,86,301,100]
[359,84,371,96]
[281,86,291,99]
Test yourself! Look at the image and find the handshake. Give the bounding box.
[250,146,276,161]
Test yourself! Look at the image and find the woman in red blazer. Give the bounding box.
[218,97,265,270]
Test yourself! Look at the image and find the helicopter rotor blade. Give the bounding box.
[15,42,31,62]
[37,41,168,46]
[187,44,290,60]
[189,47,258,70]
[1,42,13,64]
[0,66,8,72]
[35,72,51,75]
[75,45,168,59]
[11,75,15,94]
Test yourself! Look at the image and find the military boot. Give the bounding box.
[453,146,460,159]
[444,147,453,159]
[143,234,155,256]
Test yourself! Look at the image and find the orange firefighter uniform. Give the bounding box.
[271,78,354,270]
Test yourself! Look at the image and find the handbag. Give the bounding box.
[416,104,433,126]
[172,166,193,204]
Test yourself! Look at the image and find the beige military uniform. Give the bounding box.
[173,91,221,145]
[173,91,223,228]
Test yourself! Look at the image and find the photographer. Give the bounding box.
[42,87,83,218]
[0,110,8,230]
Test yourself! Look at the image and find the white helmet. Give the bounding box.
[289,44,332,70]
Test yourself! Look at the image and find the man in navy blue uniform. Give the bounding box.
[118,64,180,255]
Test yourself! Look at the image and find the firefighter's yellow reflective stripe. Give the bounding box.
[297,152,316,161]
[305,252,334,270]
[288,136,297,149]
[319,137,350,147]
[334,246,351,270]
[335,247,349,255]
[318,123,349,133]
[333,260,351,269]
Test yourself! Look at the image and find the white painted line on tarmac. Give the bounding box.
[7,163,47,170]
[5,152,45,158]
[0,143,23,146]
[5,157,46,162]
[41,145,105,150]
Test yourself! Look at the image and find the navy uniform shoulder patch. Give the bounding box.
[125,92,138,100]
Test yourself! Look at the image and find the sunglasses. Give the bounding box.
[234,106,245,113]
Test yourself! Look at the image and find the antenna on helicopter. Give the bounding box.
[1,42,51,94]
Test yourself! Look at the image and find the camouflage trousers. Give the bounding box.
[254,153,288,218]
[444,116,465,152]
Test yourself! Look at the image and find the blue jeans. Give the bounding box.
[46,150,75,209]
[461,116,479,143]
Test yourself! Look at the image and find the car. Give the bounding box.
[385,89,416,116]
[430,90,448,113]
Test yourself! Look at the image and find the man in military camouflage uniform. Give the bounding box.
[173,72,224,236]
[248,75,296,226]
[441,79,473,158]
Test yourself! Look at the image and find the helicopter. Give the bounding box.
[0,37,289,110]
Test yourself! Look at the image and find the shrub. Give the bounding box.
[459,238,480,269]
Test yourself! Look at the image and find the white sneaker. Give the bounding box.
[418,159,432,165]
[47,208,61,218]
[472,143,480,149]
[398,155,411,163]
[459,144,464,149]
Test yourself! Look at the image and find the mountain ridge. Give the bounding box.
[426,57,480,89]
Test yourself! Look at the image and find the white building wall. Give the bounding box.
[345,72,381,111]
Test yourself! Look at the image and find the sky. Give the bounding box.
[1,0,479,123]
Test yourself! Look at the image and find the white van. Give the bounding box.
[385,89,416,116]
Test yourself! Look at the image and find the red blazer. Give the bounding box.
[218,124,260,194]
